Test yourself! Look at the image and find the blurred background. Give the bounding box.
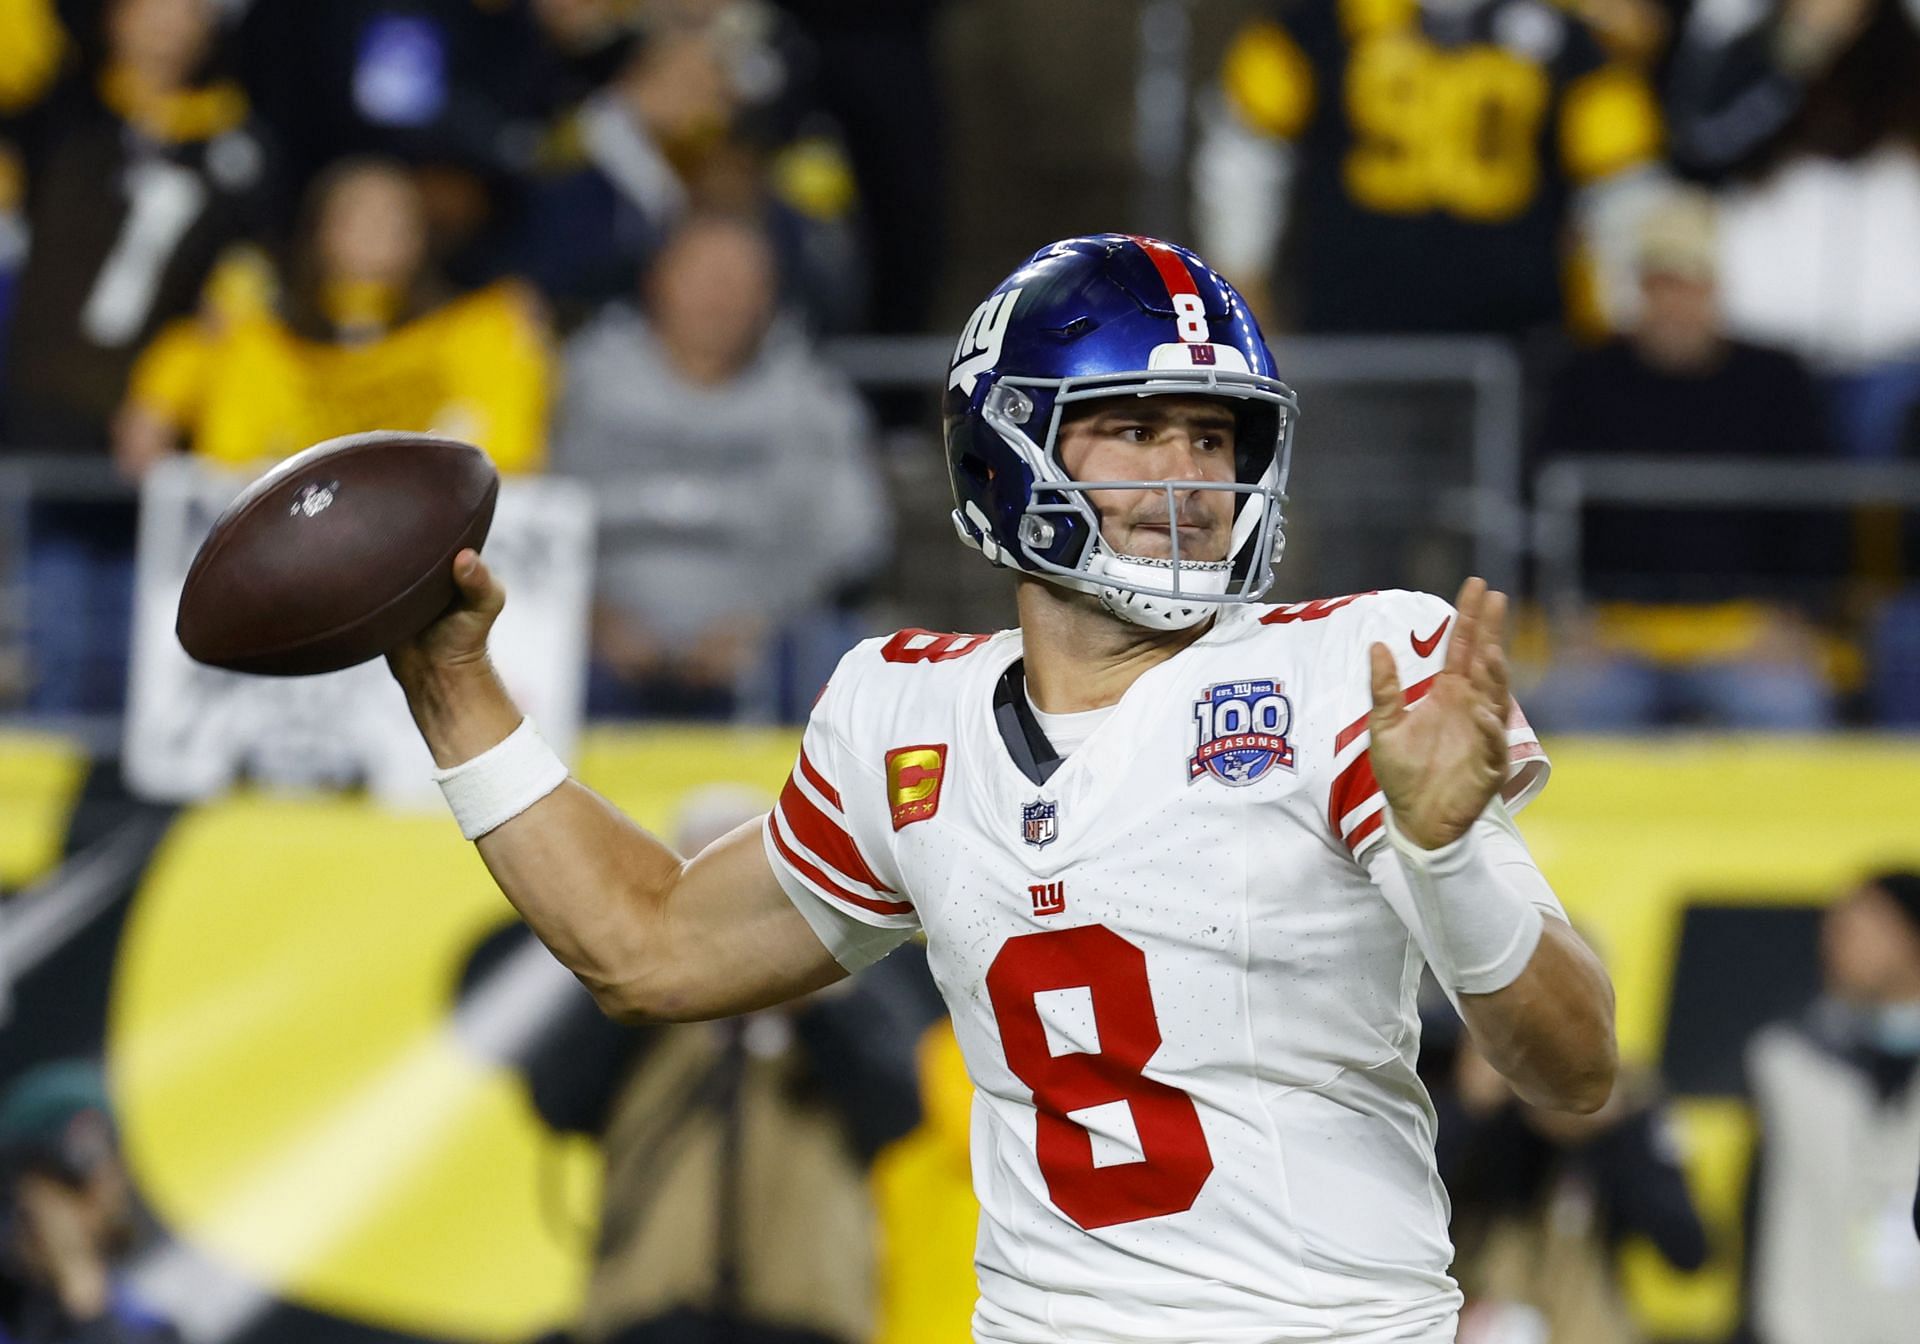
[1,0,1919,1342]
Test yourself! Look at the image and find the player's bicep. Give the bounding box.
[658,815,850,1017]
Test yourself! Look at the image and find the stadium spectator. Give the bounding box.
[516,787,940,1344]
[229,0,553,195]
[0,1060,178,1344]
[1437,1033,1708,1344]
[1741,870,1920,1344]
[777,0,947,334]
[514,0,863,331]
[1526,190,1840,730]
[1191,0,1665,336]
[1666,0,1920,459]
[549,210,887,720]
[115,157,552,475]
[1,0,272,712]
[2,0,274,451]
[523,0,648,116]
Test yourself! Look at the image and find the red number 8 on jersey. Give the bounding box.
[986,925,1215,1230]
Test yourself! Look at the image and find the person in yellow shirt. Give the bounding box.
[115,156,553,476]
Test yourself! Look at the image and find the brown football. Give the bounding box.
[176,432,499,676]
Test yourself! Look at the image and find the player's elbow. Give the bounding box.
[1555,1042,1619,1114]
[584,962,716,1025]
[1539,1007,1620,1114]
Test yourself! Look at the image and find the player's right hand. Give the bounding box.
[386,549,507,689]
[1365,577,1512,851]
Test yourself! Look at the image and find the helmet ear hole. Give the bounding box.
[986,382,1035,426]
[1019,516,1057,549]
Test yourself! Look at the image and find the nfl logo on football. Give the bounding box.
[1021,799,1058,849]
[1190,679,1296,786]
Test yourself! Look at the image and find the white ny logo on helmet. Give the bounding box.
[949,287,1024,395]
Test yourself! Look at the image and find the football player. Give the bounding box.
[389,235,1615,1344]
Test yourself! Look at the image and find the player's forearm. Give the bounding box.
[477,796,845,1022]
[396,659,689,1016]
[472,779,690,1014]
[1371,808,1618,1112]
[397,660,843,1022]
[394,656,525,768]
[1458,919,1617,1113]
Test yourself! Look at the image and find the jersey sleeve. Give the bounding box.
[762,659,920,972]
[1320,590,1551,864]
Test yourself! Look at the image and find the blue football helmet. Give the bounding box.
[943,234,1297,630]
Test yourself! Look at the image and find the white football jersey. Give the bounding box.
[762,590,1550,1344]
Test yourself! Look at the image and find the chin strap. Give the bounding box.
[1089,552,1232,631]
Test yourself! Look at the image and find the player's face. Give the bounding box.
[1056,396,1238,563]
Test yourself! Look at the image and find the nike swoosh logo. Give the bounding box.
[1411,617,1450,658]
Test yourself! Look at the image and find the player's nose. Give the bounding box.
[1148,432,1216,484]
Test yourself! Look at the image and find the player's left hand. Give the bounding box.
[1365,577,1511,851]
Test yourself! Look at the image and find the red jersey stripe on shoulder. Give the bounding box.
[1328,751,1380,844]
[797,748,841,811]
[767,816,914,918]
[1126,235,1200,301]
[778,774,896,894]
[1346,810,1386,853]
[1334,672,1438,756]
[1259,592,1375,624]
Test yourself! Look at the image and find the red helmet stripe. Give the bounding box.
[1127,235,1200,303]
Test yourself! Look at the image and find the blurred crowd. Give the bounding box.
[0,0,922,718]
[0,0,1918,724]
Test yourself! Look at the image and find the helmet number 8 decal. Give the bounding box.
[986,924,1214,1230]
[1172,293,1210,344]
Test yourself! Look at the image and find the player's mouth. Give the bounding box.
[1130,521,1225,559]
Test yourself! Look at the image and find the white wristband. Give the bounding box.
[1385,810,1543,996]
[433,718,569,841]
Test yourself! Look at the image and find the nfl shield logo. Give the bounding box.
[1021,799,1058,849]
[1190,678,1296,787]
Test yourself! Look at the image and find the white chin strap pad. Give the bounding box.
[1091,554,1231,631]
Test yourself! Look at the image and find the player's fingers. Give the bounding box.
[1481,643,1512,720]
[1481,587,1508,653]
[1447,577,1484,678]
[453,549,506,616]
[1368,642,1405,727]
[1473,704,1507,768]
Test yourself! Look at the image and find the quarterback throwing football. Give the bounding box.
[391,236,1614,1344]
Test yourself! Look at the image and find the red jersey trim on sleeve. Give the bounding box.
[797,747,843,810]
[777,770,896,894]
[766,813,914,918]
[766,743,914,919]
[1330,688,1550,857]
